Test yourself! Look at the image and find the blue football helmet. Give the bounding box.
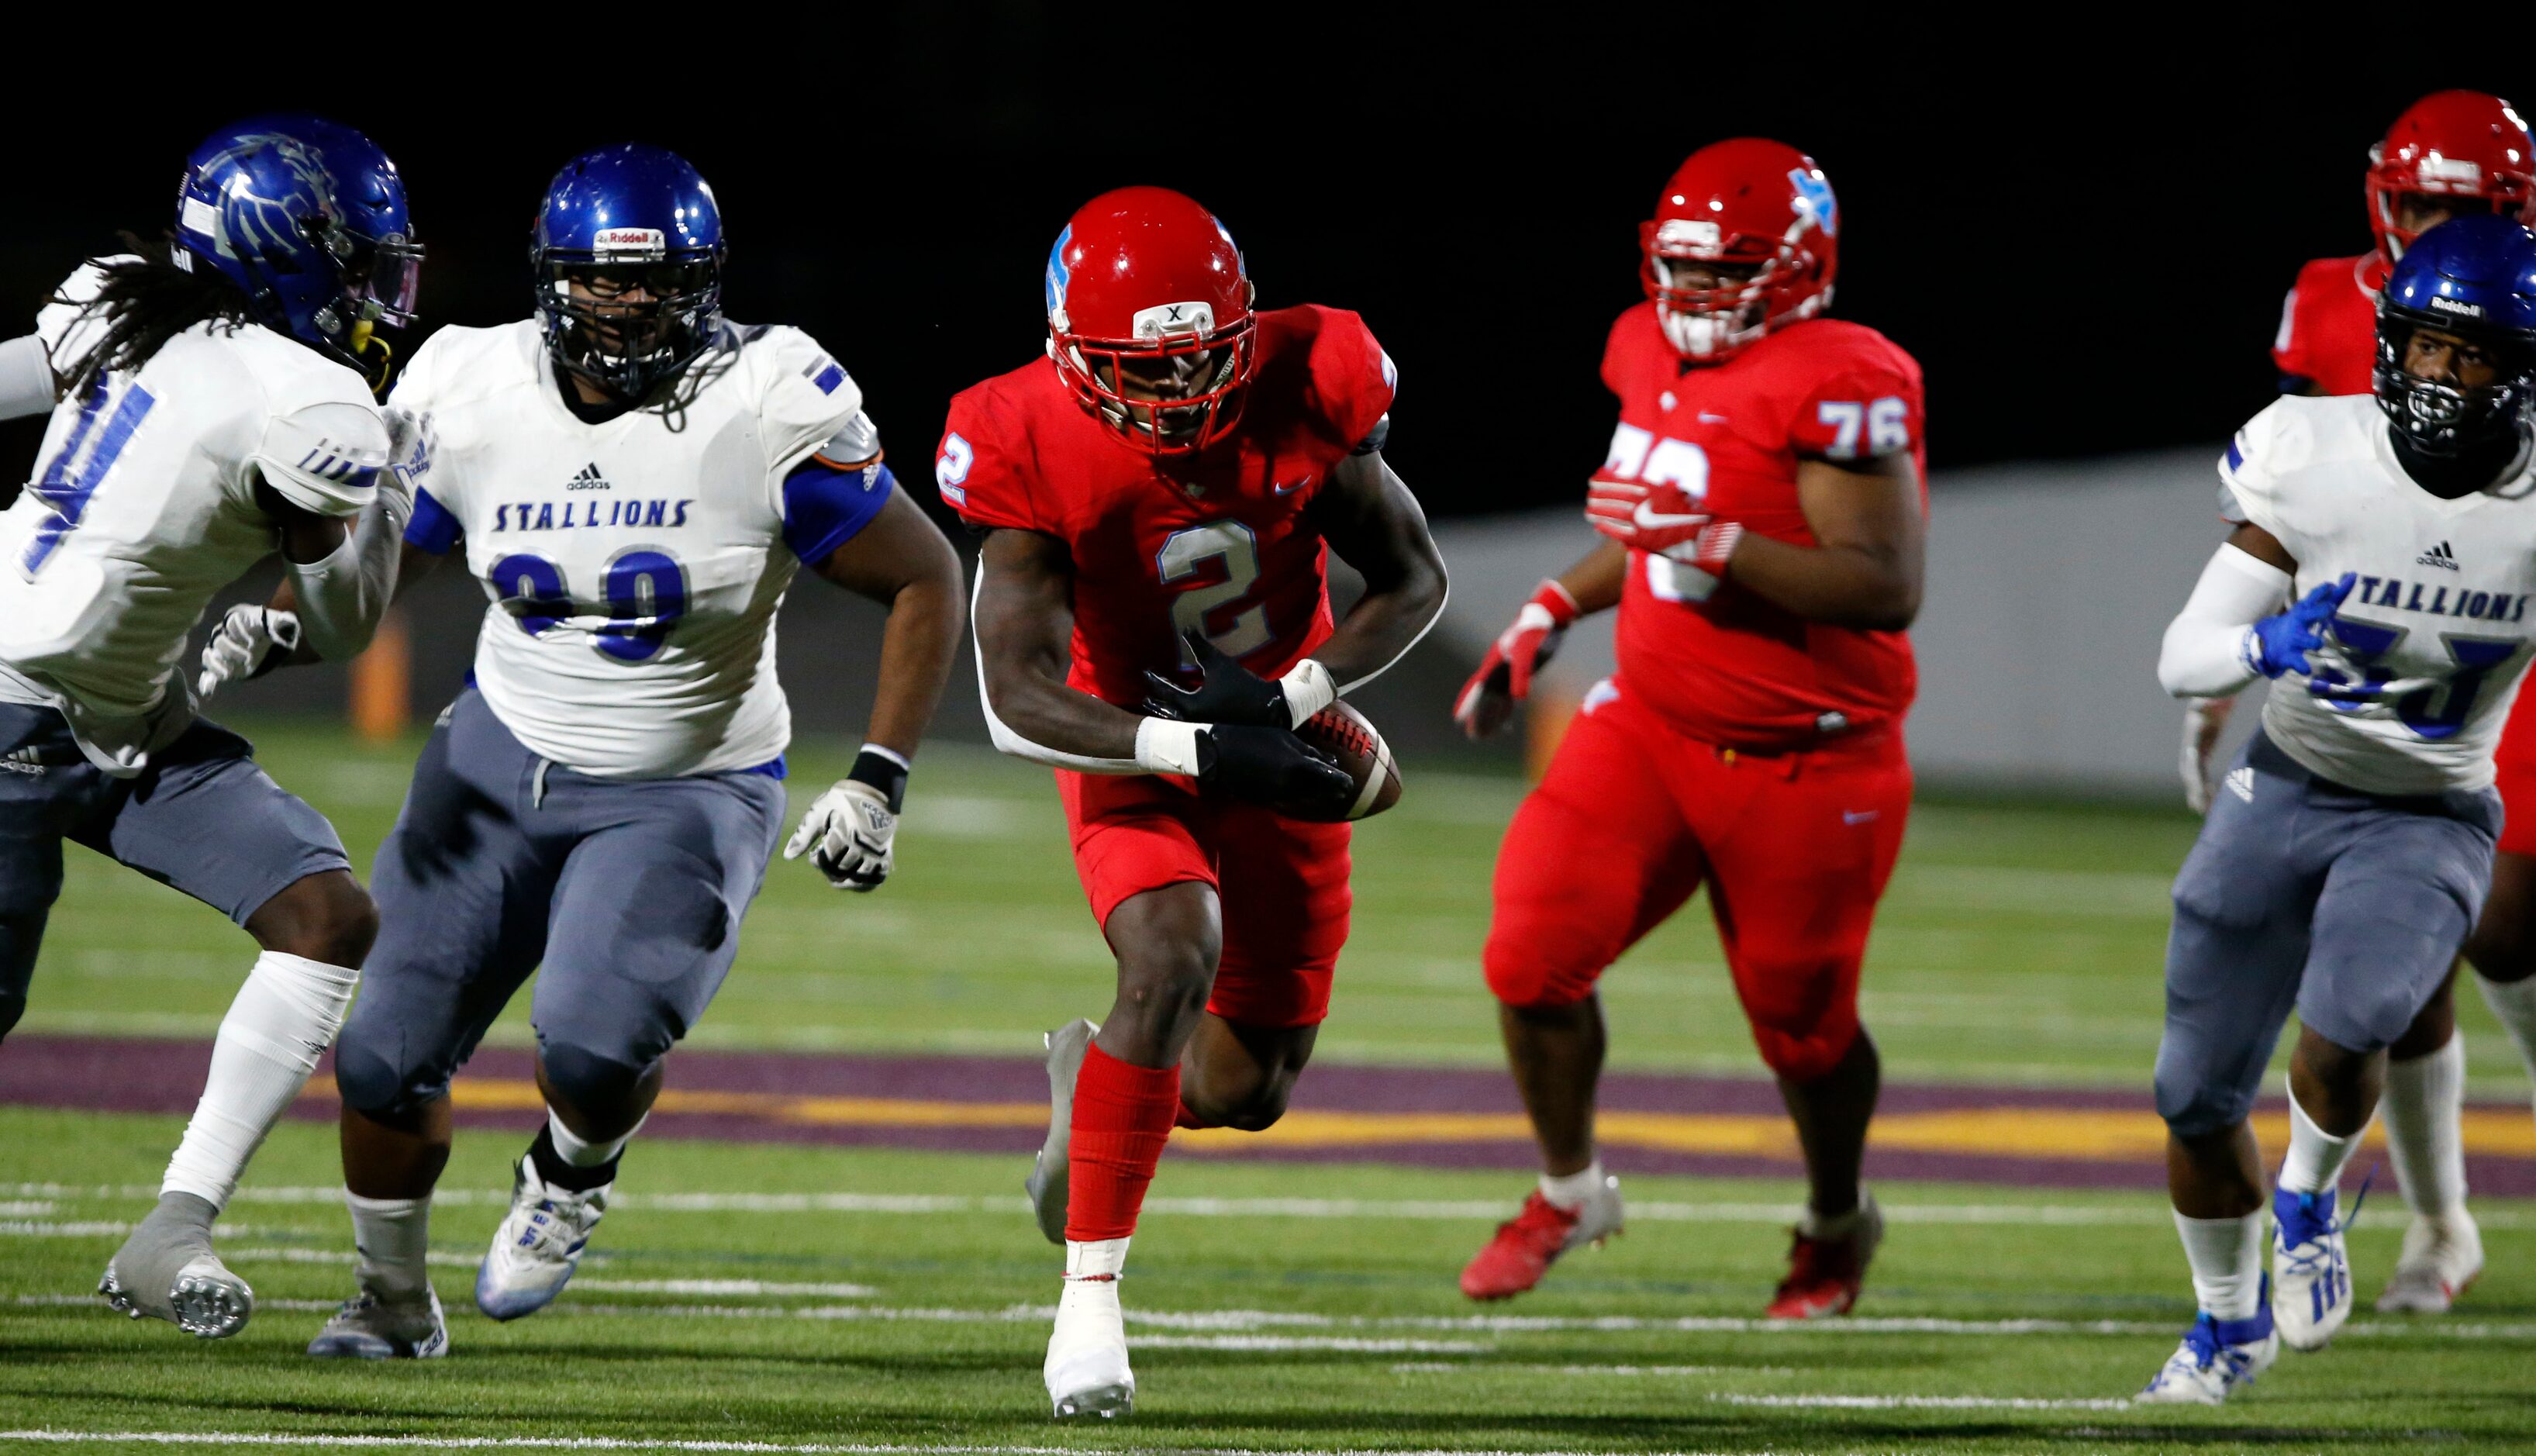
[530,145,726,401]
[2375,212,2536,458]
[173,116,421,378]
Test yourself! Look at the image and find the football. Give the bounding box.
[1293,700,1403,822]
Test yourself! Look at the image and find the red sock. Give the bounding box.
[1066,1044,1180,1242]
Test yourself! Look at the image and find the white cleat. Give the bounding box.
[2376,1212,2484,1314]
[98,1192,253,1339]
[475,1155,608,1321]
[2137,1301,2279,1405]
[1024,1019,1097,1245]
[2271,1186,2355,1351]
[1044,1273,1134,1420]
[306,1287,449,1359]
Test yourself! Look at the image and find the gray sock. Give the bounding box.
[102,1192,249,1336]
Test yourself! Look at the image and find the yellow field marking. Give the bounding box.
[302,1078,2536,1164]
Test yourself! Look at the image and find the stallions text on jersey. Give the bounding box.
[2224,393,2536,795]
[394,319,876,778]
[0,261,388,771]
[1597,302,1927,747]
[936,304,1395,708]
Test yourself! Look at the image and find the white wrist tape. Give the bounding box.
[1133,717,1208,776]
[1278,658,1337,726]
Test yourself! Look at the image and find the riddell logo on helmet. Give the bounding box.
[2418,157,2485,191]
[1655,219,1722,250]
[2430,295,2487,317]
[592,226,667,258]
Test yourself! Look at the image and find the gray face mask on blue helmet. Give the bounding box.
[2372,214,2536,462]
[530,144,726,403]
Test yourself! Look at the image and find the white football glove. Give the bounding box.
[784,779,896,892]
[381,405,430,507]
[196,605,302,701]
[2180,695,2234,814]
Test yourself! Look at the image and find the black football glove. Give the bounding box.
[1143,632,1292,729]
[1197,723,1354,819]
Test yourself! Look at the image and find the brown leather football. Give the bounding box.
[1292,701,1403,822]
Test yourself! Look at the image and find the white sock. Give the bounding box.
[2174,1209,2264,1320]
[548,1108,641,1169]
[2277,1087,2366,1197]
[1064,1237,1129,1282]
[1539,1159,1606,1210]
[2476,972,2536,1104]
[2382,1033,2469,1219]
[346,1191,432,1300]
[160,952,360,1209]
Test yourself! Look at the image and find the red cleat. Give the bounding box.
[1459,1180,1623,1302]
[1766,1196,1883,1320]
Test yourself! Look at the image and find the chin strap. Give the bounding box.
[349,320,395,398]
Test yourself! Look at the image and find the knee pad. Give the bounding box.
[332,1019,433,1118]
[1750,1012,1859,1083]
[1482,930,1603,1009]
[2154,1051,2255,1140]
[538,1037,657,1113]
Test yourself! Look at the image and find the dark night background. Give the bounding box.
[2,18,2523,517]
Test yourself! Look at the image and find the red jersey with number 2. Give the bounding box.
[1599,302,1927,748]
[935,305,1394,706]
[2271,254,2384,397]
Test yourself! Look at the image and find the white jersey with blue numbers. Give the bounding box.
[2222,393,2536,795]
[391,319,883,778]
[0,260,388,772]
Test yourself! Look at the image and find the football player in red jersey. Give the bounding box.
[939,186,1447,1418]
[1452,139,1925,1319]
[2184,91,2536,1315]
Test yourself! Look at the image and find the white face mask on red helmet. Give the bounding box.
[1641,138,1840,364]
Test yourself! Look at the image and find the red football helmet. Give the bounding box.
[1045,186,1257,455]
[1641,138,1839,363]
[2367,91,2535,264]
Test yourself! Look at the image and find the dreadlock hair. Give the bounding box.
[50,231,257,401]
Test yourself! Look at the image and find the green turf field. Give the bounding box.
[6,1109,2535,1454]
[7,717,2536,1454]
[15,717,2524,1092]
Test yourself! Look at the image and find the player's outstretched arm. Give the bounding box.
[199,540,444,701]
[2159,523,2342,699]
[804,485,966,761]
[1303,449,1451,698]
[1723,453,1926,630]
[1453,540,1627,740]
[783,485,967,892]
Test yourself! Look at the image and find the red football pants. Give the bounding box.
[1060,769,1352,1029]
[1482,681,1911,1082]
[2496,678,2536,857]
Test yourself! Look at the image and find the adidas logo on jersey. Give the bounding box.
[0,746,46,777]
[2226,767,2256,804]
[2417,541,2459,571]
[567,463,612,492]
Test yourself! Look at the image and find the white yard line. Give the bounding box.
[0,1437,1765,1456]
[1392,1362,1801,1377]
[16,1292,2536,1341]
[1711,1392,2135,1411]
[11,1183,2524,1230]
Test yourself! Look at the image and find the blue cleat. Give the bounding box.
[474,1154,608,1321]
[2138,1292,2279,1405]
[2272,1186,2356,1351]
